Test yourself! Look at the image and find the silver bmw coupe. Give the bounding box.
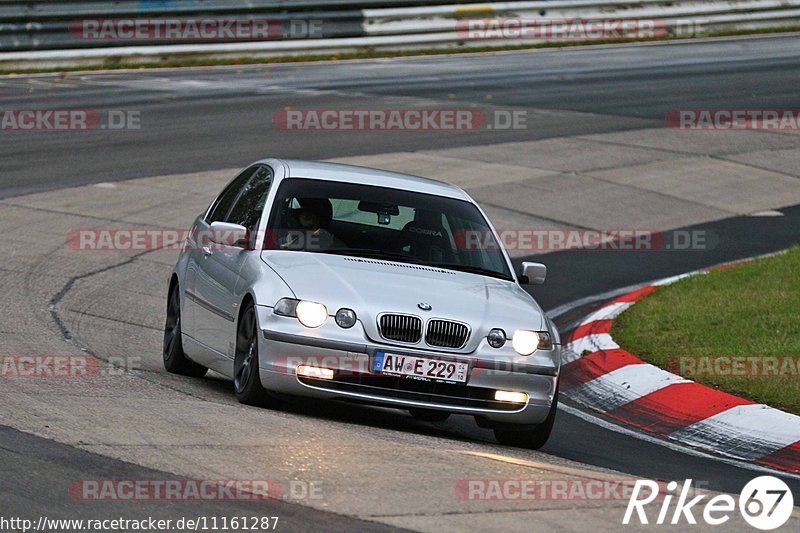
[164,159,561,448]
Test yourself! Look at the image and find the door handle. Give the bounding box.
[202,246,213,257]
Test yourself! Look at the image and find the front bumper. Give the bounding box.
[256,306,560,426]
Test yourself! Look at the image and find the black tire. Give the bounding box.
[493,383,559,450]
[163,283,208,378]
[409,408,451,422]
[233,303,276,407]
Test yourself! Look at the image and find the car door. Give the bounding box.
[183,166,257,359]
[191,165,274,360]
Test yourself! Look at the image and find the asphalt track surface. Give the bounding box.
[2,35,800,199]
[2,35,800,530]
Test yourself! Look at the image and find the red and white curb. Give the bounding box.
[559,259,800,475]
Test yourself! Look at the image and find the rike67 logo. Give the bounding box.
[624,476,794,529]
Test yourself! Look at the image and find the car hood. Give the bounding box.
[261,251,544,351]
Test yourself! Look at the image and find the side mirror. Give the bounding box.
[209,221,249,248]
[519,262,547,285]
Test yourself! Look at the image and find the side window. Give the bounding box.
[226,166,274,231]
[207,167,257,224]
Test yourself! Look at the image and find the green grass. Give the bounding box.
[3,26,800,75]
[611,247,800,415]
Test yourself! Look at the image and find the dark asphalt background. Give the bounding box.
[2,35,799,199]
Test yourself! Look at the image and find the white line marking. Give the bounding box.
[652,272,702,286]
[672,404,800,460]
[578,301,633,325]
[557,403,800,481]
[566,364,690,412]
[563,333,619,362]
[561,345,583,365]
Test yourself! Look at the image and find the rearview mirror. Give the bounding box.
[209,221,249,248]
[519,262,547,285]
[357,201,400,216]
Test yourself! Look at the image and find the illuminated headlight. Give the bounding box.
[296,301,328,328]
[512,330,553,356]
[512,330,539,356]
[274,298,328,328]
[335,308,357,329]
[495,390,528,403]
[487,328,506,348]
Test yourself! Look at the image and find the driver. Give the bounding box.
[280,198,335,250]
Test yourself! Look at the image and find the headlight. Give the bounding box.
[487,328,506,348]
[296,301,328,328]
[512,330,553,356]
[274,298,328,328]
[274,298,299,317]
[512,330,539,356]
[335,308,357,329]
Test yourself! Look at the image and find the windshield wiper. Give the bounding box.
[317,248,423,264]
[426,262,513,281]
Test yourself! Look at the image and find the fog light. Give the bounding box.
[335,308,357,329]
[495,390,528,403]
[297,365,334,380]
[487,328,506,348]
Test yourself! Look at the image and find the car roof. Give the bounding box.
[261,158,472,201]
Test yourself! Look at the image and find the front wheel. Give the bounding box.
[163,283,208,378]
[234,303,277,407]
[493,383,559,450]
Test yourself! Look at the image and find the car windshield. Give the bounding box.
[264,178,513,281]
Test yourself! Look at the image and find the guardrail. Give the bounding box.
[1,0,799,69]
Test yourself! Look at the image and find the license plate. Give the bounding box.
[373,351,468,383]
